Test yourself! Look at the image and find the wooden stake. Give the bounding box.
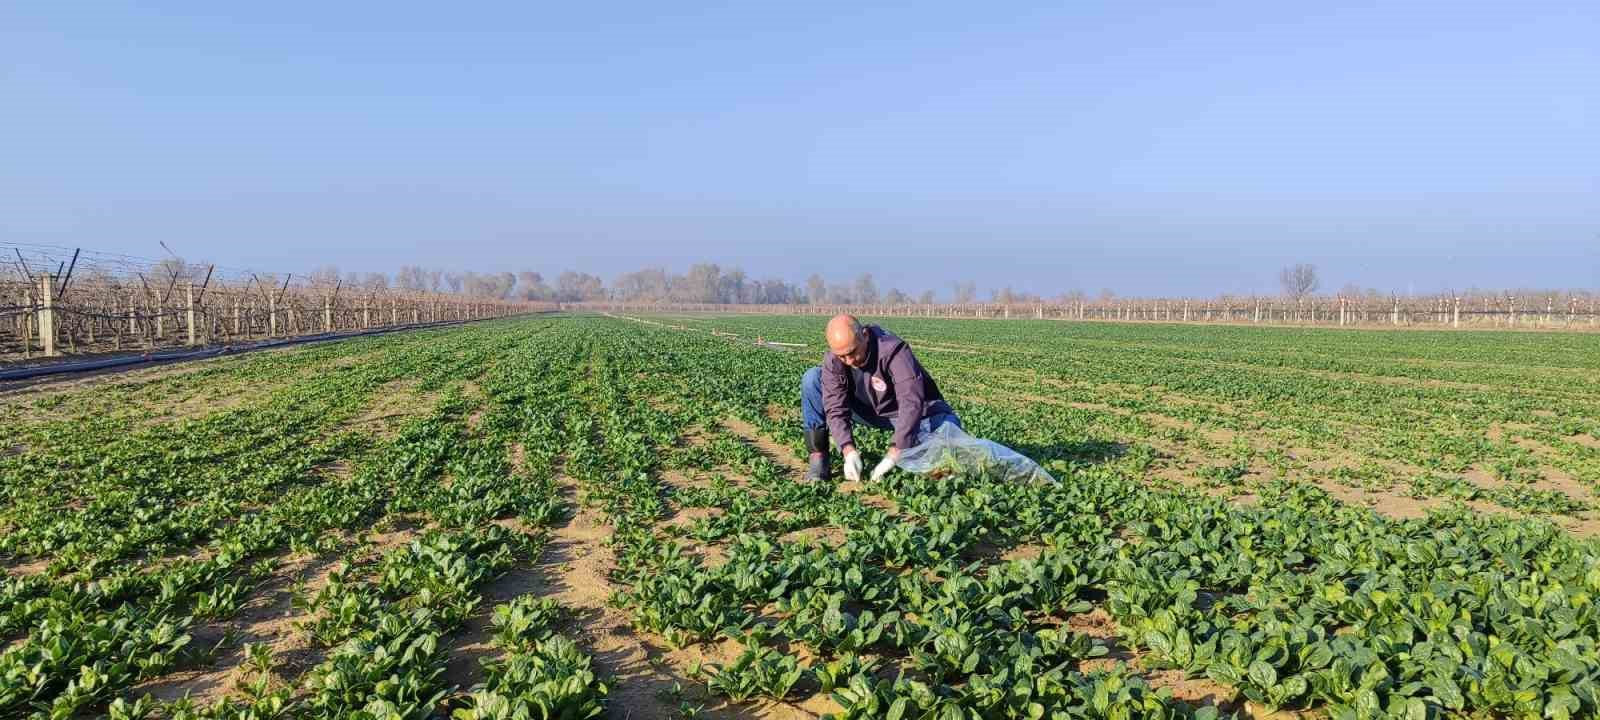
[38,274,57,357]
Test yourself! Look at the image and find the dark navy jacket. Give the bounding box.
[821,325,951,450]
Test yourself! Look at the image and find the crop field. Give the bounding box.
[4,314,1600,720]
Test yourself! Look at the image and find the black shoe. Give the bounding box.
[804,428,831,483]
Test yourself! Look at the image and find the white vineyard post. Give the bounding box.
[186,281,198,346]
[323,295,332,332]
[38,274,57,357]
[269,294,279,337]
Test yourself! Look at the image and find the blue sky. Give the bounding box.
[3,2,1596,297]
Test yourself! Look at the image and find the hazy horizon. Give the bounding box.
[5,3,1596,297]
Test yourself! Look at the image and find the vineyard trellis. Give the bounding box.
[2,243,550,362]
[577,293,1600,331]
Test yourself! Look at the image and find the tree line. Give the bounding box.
[382,263,956,305]
[286,261,1592,307]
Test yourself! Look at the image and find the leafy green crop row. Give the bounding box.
[574,314,1600,719]
[8,313,1599,719]
[1,320,613,719]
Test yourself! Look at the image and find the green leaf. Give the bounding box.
[1430,676,1464,710]
[886,697,908,720]
[1248,661,1278,691]
[1546,688,1579,720]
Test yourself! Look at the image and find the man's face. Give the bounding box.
[836,330,869,368]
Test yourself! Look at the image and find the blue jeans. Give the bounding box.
[800,366,960,448]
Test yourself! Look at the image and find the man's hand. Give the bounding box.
[870,447,900,483]
[843,449,864,483]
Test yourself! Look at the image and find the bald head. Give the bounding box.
[826,315,868,367]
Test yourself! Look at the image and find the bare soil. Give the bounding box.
[442,524,551,691]
[1065,609,1239,713]
[130,550,345,705]
[340,378,436,439]
[720,417,807,474]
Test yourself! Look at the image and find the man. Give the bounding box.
[800,314,961,483]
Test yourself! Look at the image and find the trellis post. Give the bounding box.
[38,274,57,357]
[186,281,198,346]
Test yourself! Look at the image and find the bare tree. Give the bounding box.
[805,274,827,304]
[308,265,341,289]
[1280,263,1320,301]
[395,265,429,291]
[494,271,517,299]
[755,277,800,304]
[517,271,552,301]
[719,268,749,304]
[853,273,879,304]
[884,288,909,305]
[952,281,976,304]
[673,264,722,303]
[918,289,936,305]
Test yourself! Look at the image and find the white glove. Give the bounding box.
[843,450,864,483]
[870,453,897,483]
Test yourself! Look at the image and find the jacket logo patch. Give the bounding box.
[871,376,887,393]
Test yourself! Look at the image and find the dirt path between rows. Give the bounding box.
[719,417,806,474]
[532,473,832,719]
[130,550,348,705]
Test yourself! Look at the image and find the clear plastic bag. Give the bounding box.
[896,423,1057,485]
